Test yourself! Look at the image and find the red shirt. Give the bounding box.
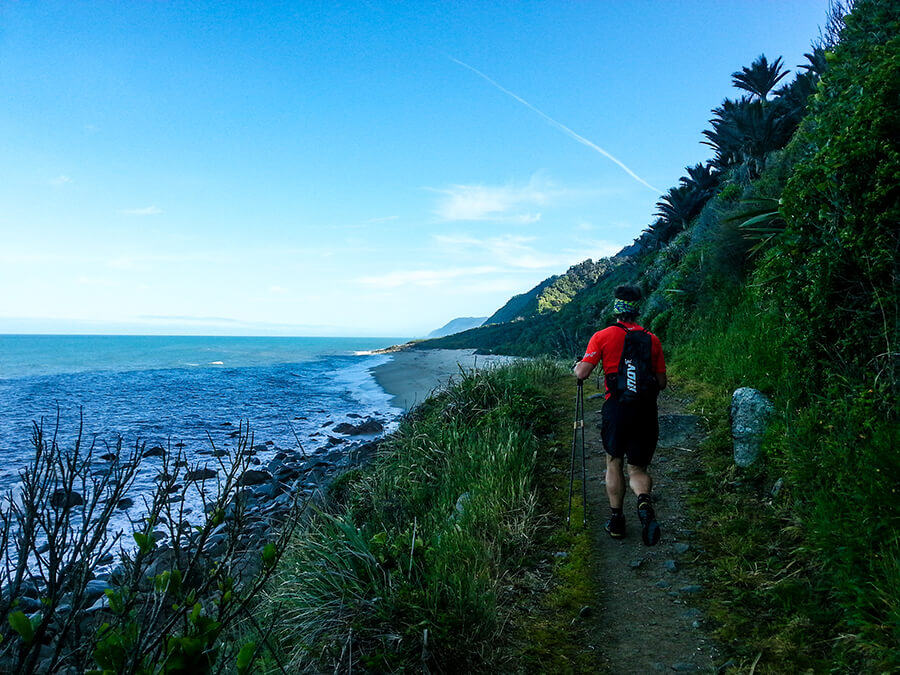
[582,321,666,396]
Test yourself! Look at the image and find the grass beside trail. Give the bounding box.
[668,295,900,673]
[667,355,857,674]
[257,359,600,673]
[668,372,836,673]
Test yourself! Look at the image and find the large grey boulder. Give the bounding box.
[730,387,775,467]
[50,489,84,509]
[238,469,273,487]
[333,419,384,436]
[185,467,217,481]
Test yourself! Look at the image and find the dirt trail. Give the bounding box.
[578,384,724,674]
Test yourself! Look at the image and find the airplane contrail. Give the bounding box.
[448,55,661,194]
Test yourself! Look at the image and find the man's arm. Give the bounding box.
[656,372,668,390]
[574,360,595,381]
[650,333,667,391]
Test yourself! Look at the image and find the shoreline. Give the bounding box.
[369,347,517,411]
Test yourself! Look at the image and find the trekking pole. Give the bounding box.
[579,380,587,526]
[567,380,587,528]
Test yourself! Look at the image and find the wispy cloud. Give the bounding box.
[435,233,571,269]
[138,315,250,325]
[455,278,525,294]
[75,275,117,287]
[567,238,623,258]
[132,315,342,334]
[100,251,233,270]
[49,175,71,186]
[432,175,553,223]
[357,266,497,289]
[120,206,163,216]
[447,55,661,194]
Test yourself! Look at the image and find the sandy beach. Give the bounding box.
[370,348,516,410]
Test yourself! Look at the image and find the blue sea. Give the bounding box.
[0,335,405,528]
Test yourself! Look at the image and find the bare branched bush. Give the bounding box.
[0,414,305,674]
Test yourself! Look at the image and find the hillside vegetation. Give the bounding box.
[425,0,899,670]
[483,258,616,327]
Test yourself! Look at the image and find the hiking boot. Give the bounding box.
[604,512,626,539]
[637,498,661,546]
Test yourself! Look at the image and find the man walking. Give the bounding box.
[573,285,667,545]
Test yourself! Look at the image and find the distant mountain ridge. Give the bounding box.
[426,316,486,339]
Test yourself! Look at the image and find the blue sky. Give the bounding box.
[1,1,830,337]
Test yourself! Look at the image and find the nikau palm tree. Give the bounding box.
[773,70,818,130]
[653,185,704,242]
[680,163,719,199]
[799,47,828,76]
[731,54,790,100]
[703,97,750,170]
[703,96,794,179]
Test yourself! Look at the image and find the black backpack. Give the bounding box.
[611,324,658,403]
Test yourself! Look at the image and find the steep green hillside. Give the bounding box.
[483,277,557,326]
[483,258,616,326]
[424,0,900,669]
[424,260,635,357]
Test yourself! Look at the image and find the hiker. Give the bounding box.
[573,285,667,545]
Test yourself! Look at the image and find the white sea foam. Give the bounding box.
[332,353,403,425]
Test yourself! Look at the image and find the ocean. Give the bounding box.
[0,335,405,532]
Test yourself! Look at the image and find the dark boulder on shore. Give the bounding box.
[185,468,217,481]
[333,418,384,435]
[50,489,84,509]
[238,469,273,487]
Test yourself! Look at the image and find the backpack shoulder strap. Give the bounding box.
[616,322,651,337]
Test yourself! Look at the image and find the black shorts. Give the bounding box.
[600,396,659,467]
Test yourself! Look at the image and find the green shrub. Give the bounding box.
[766,389,900,669]
[758,0,899,400]
[267,359,566,672]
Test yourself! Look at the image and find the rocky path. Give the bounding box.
[578,385,725,674]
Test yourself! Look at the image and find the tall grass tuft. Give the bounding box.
[265,358,565,673]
